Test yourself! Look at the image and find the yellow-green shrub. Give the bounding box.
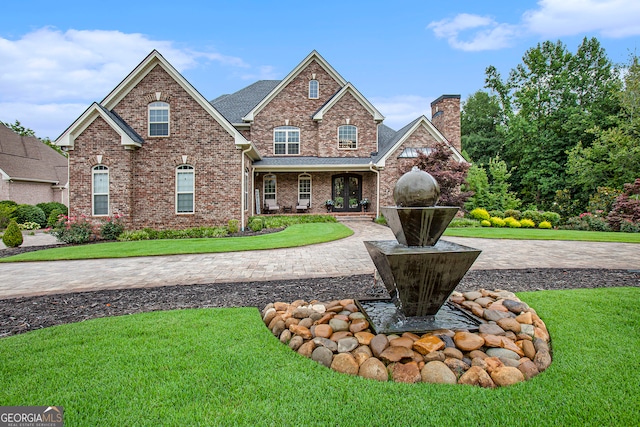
[538,220,552,229]
[2,219,23,247]
[504,217,521,228]
[470,208,490,221]
[481,220,491,227]
[490,216,506,227]
[520,218,535,228]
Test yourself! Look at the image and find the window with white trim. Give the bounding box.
[298,174,311,205]
[149,101,169,136]
[176,165,194,214]
[264,174,276,202]
[274,126,300,155]
[309,80,319,99]
[92,165,109,216]
[244,168,249,211]
[338,125,357,149]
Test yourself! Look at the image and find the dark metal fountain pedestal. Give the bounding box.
[357,167,482,334]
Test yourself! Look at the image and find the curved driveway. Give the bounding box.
[0,221,638,299]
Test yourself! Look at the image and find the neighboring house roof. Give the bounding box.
[0,125,68,185]
[211,80,280,125]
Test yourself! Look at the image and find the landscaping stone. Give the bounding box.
[264,289,552,387]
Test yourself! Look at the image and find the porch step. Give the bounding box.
[333,213,376,221]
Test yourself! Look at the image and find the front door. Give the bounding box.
[332,174,362,212]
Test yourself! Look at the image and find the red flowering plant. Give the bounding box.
[100,213,125,240]
[50,214,96,244]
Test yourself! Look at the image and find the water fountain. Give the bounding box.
[357,167,483,334]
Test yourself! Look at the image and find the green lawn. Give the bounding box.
[444,226,640,243]
[0,287,637,426]
[0,222,353,262]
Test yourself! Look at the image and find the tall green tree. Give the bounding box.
[460,90,505,165]
[484,37,620,209]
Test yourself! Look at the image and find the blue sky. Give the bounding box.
[1,0,639,139]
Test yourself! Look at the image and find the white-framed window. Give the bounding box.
[149,101,169,136]
[309,80,319,99]
[298,173,311,205]
[274,126,300,155]
[264,174,276,202]
[244,168,249,211]
[92,165,109,216]
[176,165,194,214]
[338,125,357,149]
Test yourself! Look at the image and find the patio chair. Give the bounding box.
[296,199,310,213]
[264,199,280,214]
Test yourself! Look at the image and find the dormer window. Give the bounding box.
[309,80,319,99]
[338,125,357,149]
[149,101,169,136]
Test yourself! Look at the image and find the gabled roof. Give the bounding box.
[56,103,144,149]
[253,156,375,172]
[373,116,465,166]
[242,50,348,122]
[56,50,251,149]
[211,80,280,124]
[0,125,68,185]
[312,83,384,122]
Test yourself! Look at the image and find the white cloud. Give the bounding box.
[0,27,251,137]
[523,0,640,38]
[427,13,519,51]
[371,95,432,130]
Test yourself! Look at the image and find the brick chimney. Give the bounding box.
[430,95,461,153]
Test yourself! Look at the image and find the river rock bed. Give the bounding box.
[263,288,552,387]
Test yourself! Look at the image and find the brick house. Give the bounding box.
[56,50,463,230]
[0,124,68,205]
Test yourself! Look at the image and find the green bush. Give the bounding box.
[14,204,46,228]
[249,217,264,232]
[0,200,17,209]
[520,218,536,228]
[2,219,23,247]
[118,230,150,241]
[100,215,125,240]
[620,220,640,233]
[0,204,15,229]
[521,210,543,224]
[469,208,490,221]
[488,210,504,219]
[542,211,561,227]
[374,216,387,225]
[480,220,491,227]
[228,219,240,234]
[538,221,552,229]
[47,209,64,227]
[50,215,94,244]
[19,221,41,230]
[489,216,506,227]
[503,217,521,228]
[36,202,68,219]
[503,209,521,220]
[448,218,481,228]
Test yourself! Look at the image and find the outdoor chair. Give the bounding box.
[264,199,280,214]
[296,199,310,213]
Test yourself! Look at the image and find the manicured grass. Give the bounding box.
[444,226,640,243]
[0,287,637,426]
[0,223,353,262]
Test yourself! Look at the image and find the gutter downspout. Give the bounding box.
[241,145,252,231]
[369,162,380,219]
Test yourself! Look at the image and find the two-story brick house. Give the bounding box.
[56,50,464,230]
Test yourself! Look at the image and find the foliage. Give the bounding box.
[607,178,640,231]
[480,220,491,227]
[562,213,611,232]
[538,221,552,229]
[587,187,623,215]
[0,205,15,229]
[227,219,240,234]
[469,208,490,221]
[100,214,125,240]
[117,230,150,241]
[489,216,506,227]
[14,204,46,228]
[549,189,582,220]
[488,210,504,218]
[36,202,68,220]
[620,220,640,233]
[521,210,543,224]
[461,90,505,165]
[504,217,521,228]
[448,218,481,228]
[47,209,64,227]
[50,215,95,244]
[464,156,520,211]
[2,219,23,247]
[541,211,561,227]
[248,217,264,232]
[374,216,387,225]
[18,221,41,230]
[408,140,472,207]
[520,218,535,228]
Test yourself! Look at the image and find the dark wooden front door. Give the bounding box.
[332,174,362,212]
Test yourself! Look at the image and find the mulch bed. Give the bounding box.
[1,268,638,338]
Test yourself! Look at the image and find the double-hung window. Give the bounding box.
[298,174,311,204]
[338,125,357,149]
[92,165,109,216]
[264,174,276,202]
[176,165,194,213]
[309,80,319,99]
[274,126,300,155]
[149,101,169,136]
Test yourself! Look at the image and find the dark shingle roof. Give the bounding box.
[97,105,144,144]
[211,80,281,123]
[254,156,375,167]
[0,125,68,184]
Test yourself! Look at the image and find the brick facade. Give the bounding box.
[430,95,461,153]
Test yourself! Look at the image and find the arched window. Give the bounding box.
[92,165,109,216]
[273,126,300,155]
[298,173,311,205]
[149,101,170,136]
[176,165,194,214]
[309,80,319,99]
[338,125,357,149]
[263,174,277,202]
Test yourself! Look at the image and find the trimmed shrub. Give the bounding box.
[520,218,536,228]
[480,220,491,227]
[47,209,64,227]
[50,215,94,244]
[14,204,46,228]
[100,215,125,240]
[2,219,23,247]
[542,211,561,227]
[607,179,640,231]
[620,220,640,233]
[228,219,240,234]
[503,217,521,228]
[448,218,481,228]
[521,210,543,224]
[0,205,15,229]
[374,216,387,225]
[469,208,490,221]
[538,221,552,229]
[489,216,506,227]
[36,202,68,219]
[503,209,521,220]
[0,200,17,209]
[249,217,264,232]
[488,210,504,219]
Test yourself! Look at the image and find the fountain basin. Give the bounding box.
[382,206,459,247]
